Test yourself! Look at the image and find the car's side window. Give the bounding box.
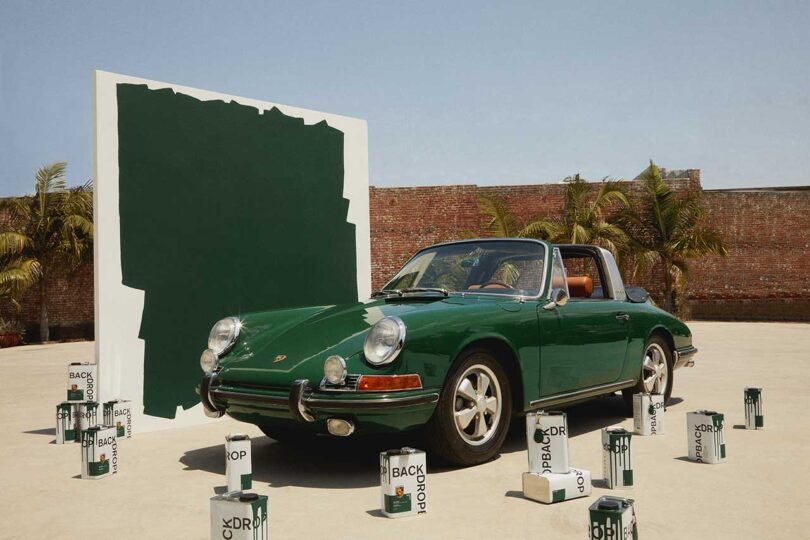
[549,248,569,298]
[561,252,609,300]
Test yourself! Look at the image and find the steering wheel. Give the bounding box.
[480,280,513,289]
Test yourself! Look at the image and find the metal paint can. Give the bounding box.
[687,410,726,464]
[522,467,592,504]
[67,362,96,403]
[75,401,99,441]
[744,388,763,430]
[210,491,268,540]
[526,410,570,474]
[588,496,638,540]
[601,427,634,489]
[225,434,252,492]
[379,447,427,518]
[633,393,665,436]
[103,400,133,439]
[55,402,77,444]
[81,426,117,479]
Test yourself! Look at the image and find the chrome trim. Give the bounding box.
[307,393,439,409]
[674,346,698,368]
[290,379,315,422]
[319,374,361,392]
[364,316,406,366]
[200,372,225,418]
[528,379,636,409]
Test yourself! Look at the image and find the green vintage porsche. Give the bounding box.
[199,239,696,465]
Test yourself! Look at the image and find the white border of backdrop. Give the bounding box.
[93,70,370,432]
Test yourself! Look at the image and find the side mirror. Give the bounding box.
[543,288,569,311]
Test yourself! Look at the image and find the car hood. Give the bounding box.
[216,296,479,387]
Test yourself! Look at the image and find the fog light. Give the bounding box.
[200,349,219,374]
[324,355,347,385]
[327,418,355,437]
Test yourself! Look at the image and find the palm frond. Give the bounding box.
[477,194,518,237]
[520,218,564,240]
[0,232,31,257]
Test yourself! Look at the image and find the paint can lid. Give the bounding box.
[226,433,250,442]
[238,493,259,502]
[597,499,621,511]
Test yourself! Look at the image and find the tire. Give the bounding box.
[425,347,512,466]
[622,334,674,413]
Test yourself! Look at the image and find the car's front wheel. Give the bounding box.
[426,348,512,466]
[622,335,674,412]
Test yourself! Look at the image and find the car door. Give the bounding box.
[537,248,630,396]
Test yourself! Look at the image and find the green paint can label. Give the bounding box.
[687,410,726,464]
[225,434,252,492]
[103,400,133,438]
[81,426,117,479]
[522,467,591,504]
[210,491,268,540]
[589,496,638,539]
[602,428,634,489]
[526,410,570,474]
[55,402,77,444]
[380,447,427,518]
[744,388,763,430]
[67,363,96,403]
[75,401,99,442]
[633,393,665,436]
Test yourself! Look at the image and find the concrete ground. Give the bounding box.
[1,322,808,539]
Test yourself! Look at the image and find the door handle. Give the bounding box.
[615,313,630,321]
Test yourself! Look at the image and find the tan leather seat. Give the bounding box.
[567,276,593,298]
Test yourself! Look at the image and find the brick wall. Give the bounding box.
[1,171,808,342]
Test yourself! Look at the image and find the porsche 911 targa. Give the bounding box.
[199,239,696,465]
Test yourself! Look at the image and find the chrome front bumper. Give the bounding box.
[199,375,439,423]
[674,346,698,369]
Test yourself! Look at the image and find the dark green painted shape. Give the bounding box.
[623,469,634,486]
[552,489,565,503]
[116,84,357,418]
[241,473,252,489]
[756,415,763,427]
[384,493,412,513]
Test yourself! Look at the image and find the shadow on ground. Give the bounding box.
[179,394,683,489]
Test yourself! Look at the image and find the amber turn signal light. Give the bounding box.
[357,374,422,391]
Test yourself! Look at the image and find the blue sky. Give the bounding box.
[1,1,808,196]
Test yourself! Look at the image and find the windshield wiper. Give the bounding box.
[371,289,403,297]
[400,287,449,296]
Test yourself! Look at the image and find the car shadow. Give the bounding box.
[179,394,680,489]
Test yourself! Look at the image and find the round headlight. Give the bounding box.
[363,316,406,366]
[208,316,241,355]
[324,355,347,384]
[200,349,219,374]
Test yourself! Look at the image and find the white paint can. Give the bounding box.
[103,400,133,439]
[633,393,665,436]
[588,496,637,540]
[687,410,726,464]
[379,447,427,518]
[225,434,252,492]
[67,362,96,403]
[744,388,763,430]
[522,467,591,504]
[210,492,268,540]
[526,410,570,474]
[601,427,634,489]
[81,426,117,479]
[55,402,77,444]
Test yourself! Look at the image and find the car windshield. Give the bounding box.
[382,240,546,296]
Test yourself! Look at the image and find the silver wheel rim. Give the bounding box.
[642,343,668,394]
[452,363,502,446]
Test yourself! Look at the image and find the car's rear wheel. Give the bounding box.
[622,335,674,412]
[426,348,512,466]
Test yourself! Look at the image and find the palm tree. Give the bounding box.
[478,175,630,260]
[0,162,93,342]
[615,161,727,315]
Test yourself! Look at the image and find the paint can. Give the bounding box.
[601,427,634,489]
[526,410,570,474]
[588,496,638,540]
[75,401,99,441]
[522,467,591,504]
[55,402,77,444]
[744,388,763,430]
[633,393,665,436]
[81,426,117,479]
[379,447,427,518]
[687,410,726,464]
[210,492,268,540]
[67,362,96,403]
[103,400,133,439]
[225,434,252,492]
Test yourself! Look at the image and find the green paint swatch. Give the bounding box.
[117,84,358,418]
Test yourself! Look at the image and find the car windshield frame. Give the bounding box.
[381,239,549,299]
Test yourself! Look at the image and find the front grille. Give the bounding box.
[320,374,361,392]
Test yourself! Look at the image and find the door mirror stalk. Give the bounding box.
[543,288,569,310]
